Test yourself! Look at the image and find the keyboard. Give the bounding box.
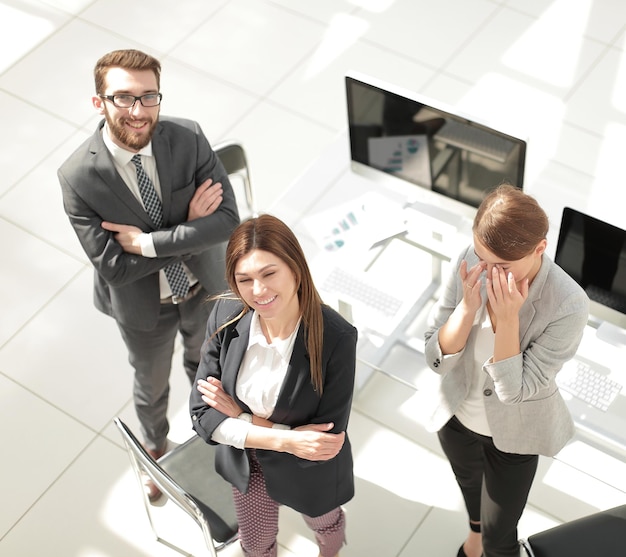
[321,267,404,318]
[557,359,623,412]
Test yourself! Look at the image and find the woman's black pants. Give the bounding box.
[438,416,539,557]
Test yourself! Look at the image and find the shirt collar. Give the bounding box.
[247,312,267,349]
[247,311,300,362]
[102,122,153,166]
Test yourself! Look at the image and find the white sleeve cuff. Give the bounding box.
[211,417,250,449]
[139,233,157,257]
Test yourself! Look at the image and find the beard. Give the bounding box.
[104,108,158,151]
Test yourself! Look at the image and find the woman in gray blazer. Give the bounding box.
[190,215,357,557]
[424,185,588,557]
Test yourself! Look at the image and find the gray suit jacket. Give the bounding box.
[424,245,589,456]
[58,117,240,330]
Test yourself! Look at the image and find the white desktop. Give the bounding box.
[272,73,626,467]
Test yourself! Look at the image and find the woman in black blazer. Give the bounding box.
[190,214,357,557]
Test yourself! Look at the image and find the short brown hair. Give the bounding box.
[473,183,549,260]
[225,214,325,394]
[94,49,161,94]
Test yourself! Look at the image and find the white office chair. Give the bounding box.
[113,417,239,557]
[214,140,258,220]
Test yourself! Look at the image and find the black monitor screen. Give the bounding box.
[346,74,527,208]
[555,207,626,316]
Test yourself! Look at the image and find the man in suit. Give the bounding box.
[58,49,240,501]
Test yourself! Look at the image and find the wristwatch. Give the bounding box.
[237,412,252,423]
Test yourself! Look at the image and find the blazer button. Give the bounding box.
[483,388,493,396]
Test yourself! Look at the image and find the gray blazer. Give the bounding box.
[58,117,240,330]
[424,245,589,456]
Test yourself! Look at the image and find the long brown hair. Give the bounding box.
[94,49,161,94]
[225,214,325,394]
[473,183,549,260]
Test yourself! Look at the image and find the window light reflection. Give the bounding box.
[303,13,369,81]
[457,73,565,184]
[611,47,626,114]
[502,0,593,87]
[0,5,55,73]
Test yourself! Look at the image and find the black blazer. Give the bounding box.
[190,298,358,517]
[58,117,240,330]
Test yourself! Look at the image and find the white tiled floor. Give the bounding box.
[1,1,626,556]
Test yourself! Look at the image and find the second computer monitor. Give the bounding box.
[555,207,626,329]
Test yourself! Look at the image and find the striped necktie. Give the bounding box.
[131,154,190,299]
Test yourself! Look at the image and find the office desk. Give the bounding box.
[271,128,472,306]
[269,131,626,531]
[271,131,471,388]
[270,131,626,467]
[559,324,626,461]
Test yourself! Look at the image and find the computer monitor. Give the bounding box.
[345,72,527,230]
[555,207,626,330]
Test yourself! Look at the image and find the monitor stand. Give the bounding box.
[596,321,626,348]
[407,199,474,238]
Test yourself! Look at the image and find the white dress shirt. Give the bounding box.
[455,306,494,436]
[102,125,195,298]
[211,311,299,448]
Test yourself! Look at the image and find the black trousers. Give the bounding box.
[438,416,539,557]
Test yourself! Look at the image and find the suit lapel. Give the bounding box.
[222,316,312,424]
[519,255,549,342]
[222,312,252,401]
[89,124,154,228]
[270,327,311,424]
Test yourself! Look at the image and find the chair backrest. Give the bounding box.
[214,140,257,219]
[520,504,626,557]
[113,417,238,557]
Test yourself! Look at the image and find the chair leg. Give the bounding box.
[519,539,535,557]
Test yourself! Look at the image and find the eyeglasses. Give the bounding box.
[98,93,162,108]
